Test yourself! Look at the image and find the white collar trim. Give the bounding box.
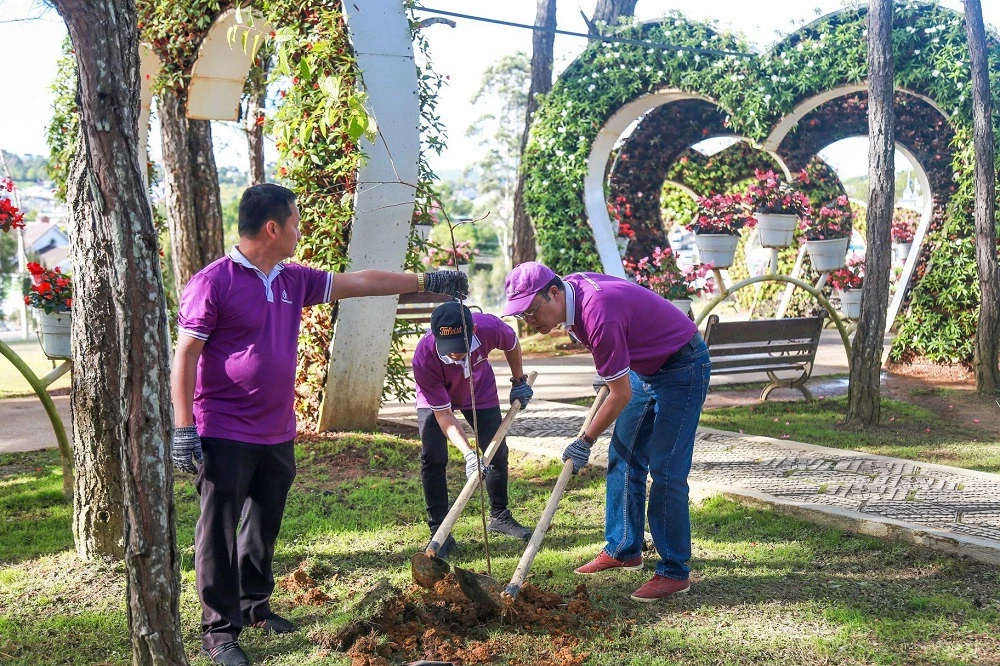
[229,245,284,303]
[439,335,481,378]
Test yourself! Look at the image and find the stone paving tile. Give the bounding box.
[381,399,1000,560]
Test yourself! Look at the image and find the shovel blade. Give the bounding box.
[453,565,503,613]
[411,551,451,589]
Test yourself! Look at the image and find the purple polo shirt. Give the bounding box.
[177,247,333,444]
[412,313,517,411]
[563,272,697,381]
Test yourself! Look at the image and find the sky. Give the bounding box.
[2,0,999,180]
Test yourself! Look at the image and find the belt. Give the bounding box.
[661,333,703,368]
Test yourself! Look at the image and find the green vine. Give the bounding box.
[46,37,78,204]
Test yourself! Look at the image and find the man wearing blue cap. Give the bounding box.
[410,301,536,554]
[501,261,710,602]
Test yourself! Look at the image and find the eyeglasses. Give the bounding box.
[515,299,543,321]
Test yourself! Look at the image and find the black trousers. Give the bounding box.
[194,437,296,649]
[417,406,509,530]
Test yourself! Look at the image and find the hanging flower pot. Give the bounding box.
[755,213,798,248]
[892,242,913,263]
[38,310,72,359]
[413,222,433,242]
[694,233,739,268]
[615,235,630,258]
[804,236,850,272]
[670,299,693,316]
[837,289,862,319]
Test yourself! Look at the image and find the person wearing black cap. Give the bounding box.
[410,301,535,554]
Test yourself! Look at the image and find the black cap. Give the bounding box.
[430,302,475,355]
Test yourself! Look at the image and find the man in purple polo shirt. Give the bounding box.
[170,183,467,666]
[502,262,710,603]
[412,302,535,555]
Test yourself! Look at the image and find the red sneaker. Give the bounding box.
[630,575,690,602]
[574,551,643,575]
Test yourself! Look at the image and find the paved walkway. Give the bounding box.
[382,398,1000,566]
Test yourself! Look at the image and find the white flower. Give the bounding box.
[619,63,626,69]
[674,19,683,26]
[932,69,940,77]
[731,74,739,81]
[647,48,655,54]
[764,93,772,102]
[555,149,564,157]
[781,76,787,82]
[561,109,569,117]
[558,126,567,133]
[645,64,653,71]
[914,49,921,55]
[701,40,708,47]
[772,74,780,82]
[924,26,935,34]
[957,81,963,89]
[693,55,701,63]
[603,67,610,73]
[796,43,804,51]
[906,26,916,34]
[933,37,939,44]
[807,60,815,67]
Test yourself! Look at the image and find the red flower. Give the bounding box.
[26,262,44,276]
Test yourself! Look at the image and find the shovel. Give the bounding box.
[411,371,538,589]
[454,384,611,610]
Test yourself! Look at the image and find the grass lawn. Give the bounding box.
[0,338,72,399]
[700,396,1000,473]
[4,432,1000,665]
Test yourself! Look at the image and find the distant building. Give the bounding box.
[22,221,71,272]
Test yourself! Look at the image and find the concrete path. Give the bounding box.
[382,398,1000,566]
[0,394,70,454]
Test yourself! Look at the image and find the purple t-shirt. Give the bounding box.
[412,313,517,411]
[177,248,332,444]
[564,272,697,380]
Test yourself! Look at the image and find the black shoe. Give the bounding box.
[488,509,533,541]
[427,533,458,559]
[200,642,250,666]
[248,613,297,634]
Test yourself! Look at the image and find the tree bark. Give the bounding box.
[159,85,224,296]
[590,0,638,30]
[963,0,1000,394]
[511,0,556,266]
[847,0,895,426]
[245,57,270,186]
[52,0,188,662]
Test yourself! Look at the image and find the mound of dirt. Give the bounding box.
[313,574,598,666]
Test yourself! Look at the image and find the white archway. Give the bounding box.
[584,89,725,277]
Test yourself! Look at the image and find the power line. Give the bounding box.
[412,5,756,59]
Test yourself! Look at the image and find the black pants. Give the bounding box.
[417,406,509,530]
[194,437,296,650]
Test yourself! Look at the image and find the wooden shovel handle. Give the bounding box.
[504,384,610,598]
[426,371,538,557]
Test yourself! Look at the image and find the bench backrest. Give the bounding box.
[702,313,824,373]
[395,293,482,329]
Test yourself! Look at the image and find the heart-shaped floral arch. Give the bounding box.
[522,2,994,363]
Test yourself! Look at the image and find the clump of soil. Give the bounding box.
[281,563,335,606]
[313,574,598,665]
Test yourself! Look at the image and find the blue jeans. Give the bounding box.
[602,339,711,580]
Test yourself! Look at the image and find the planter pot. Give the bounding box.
[38,310,71,359]
[413,223,433,242]
[694,233,739,268]
[804,236,850,272]
[670,299,693,316]
[755,212,798,248]
[892,241,913,263]
[615,236,630,258]
[837,289,862,319]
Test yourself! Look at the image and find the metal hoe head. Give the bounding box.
[410,549,452,589]
[453,565,504,613]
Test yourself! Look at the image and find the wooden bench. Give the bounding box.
[395,292,482,331]
[702,313,825,401]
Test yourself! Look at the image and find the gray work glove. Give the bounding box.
[425,271,469,299]
[464,450,492,481]
[562,437,592,474]
[593,376,607,394]
[509,378,533,408]
[172,425,203,475]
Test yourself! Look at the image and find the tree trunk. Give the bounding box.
[159,85,224,296]
[245,57,269,186]
[847,0,895,426]
[590,0,638,30]
[964,0,1000,394]
[511,0,556,266]
[52,0,188,662]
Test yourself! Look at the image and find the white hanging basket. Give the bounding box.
[670,299,693,316]
[837,289,862,320]
[694,233,739,268]
[804,236,850,272]
[755,213,798,248]
[892,242,913,263]
[413,223,433,242]
[38,310,72,359]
